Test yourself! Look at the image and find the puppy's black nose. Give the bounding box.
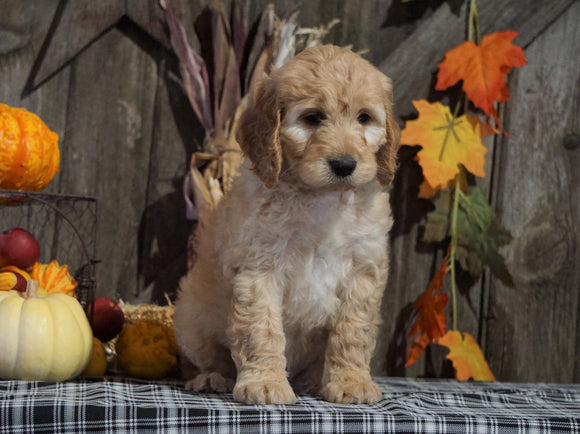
[329,155,357,178]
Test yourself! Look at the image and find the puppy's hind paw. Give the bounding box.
[322,378,383,404]
[185,372,234,393]
[233,378,297,405]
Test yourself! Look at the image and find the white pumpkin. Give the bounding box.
[0,280,93,381]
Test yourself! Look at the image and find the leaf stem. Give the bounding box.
[452,100,462,118]
[468,0,482,44]
[449,173,462,331]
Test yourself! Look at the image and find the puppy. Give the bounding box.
[174,45,400,405]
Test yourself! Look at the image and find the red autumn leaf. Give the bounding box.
[405,250,450,367]
[435,31,527,119]
[436,330,496,381]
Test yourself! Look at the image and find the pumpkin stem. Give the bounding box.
[25,279,40,298]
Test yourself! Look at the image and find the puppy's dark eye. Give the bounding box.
[302,111,326,126]
[357,112,371,124]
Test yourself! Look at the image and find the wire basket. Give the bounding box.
[0,189,98,308]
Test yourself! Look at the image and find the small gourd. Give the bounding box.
[81,337,107,377]
[0,103,60,192]
[0,266,30,292]
[0,280,93,381]
[116,319,178,380]
[30,260,77,295]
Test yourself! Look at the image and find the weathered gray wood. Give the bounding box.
[485,1,580,382]
[31,0,125,87]
[56,26,160,301]
[136,56,204,305]
[232,0,418,65]
[126,0,172,49]
[31,0,175,88]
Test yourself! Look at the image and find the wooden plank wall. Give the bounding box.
[0,0,578,383]
[484,2,580,383]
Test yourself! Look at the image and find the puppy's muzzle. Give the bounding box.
[328,155,357,178]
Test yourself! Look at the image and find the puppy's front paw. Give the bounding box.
[185,372,234,393]
[233,376,296,405]
[322,376,382,404]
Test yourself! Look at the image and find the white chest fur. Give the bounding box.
[268,186,392,331]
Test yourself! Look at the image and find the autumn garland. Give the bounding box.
[401,0,527,380]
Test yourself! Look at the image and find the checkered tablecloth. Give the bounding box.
[1,377,578,433]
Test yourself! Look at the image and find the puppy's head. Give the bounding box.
[236,45,400,190]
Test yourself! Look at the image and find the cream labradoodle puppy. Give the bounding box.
[174,45,400,405]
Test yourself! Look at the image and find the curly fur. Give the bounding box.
[174,45,400,405]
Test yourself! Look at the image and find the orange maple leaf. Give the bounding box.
[401,100,488,193]
[436,330,496,381]
[405,250,450,367]
[435,30,527,120]
[466,113,498,139]
[418,179,450,199]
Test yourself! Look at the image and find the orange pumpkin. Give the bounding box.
[0,103,60,191]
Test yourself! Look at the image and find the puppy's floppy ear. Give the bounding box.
[235,76,282,188]
[376,77,401,187]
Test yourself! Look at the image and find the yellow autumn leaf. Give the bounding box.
[401,100,488,191]
[437,330,496,381]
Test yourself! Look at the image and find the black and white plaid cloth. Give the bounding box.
[1,377,578,433]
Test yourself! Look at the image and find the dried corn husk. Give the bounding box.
[188,98,245,225]
[163,1,340,269]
